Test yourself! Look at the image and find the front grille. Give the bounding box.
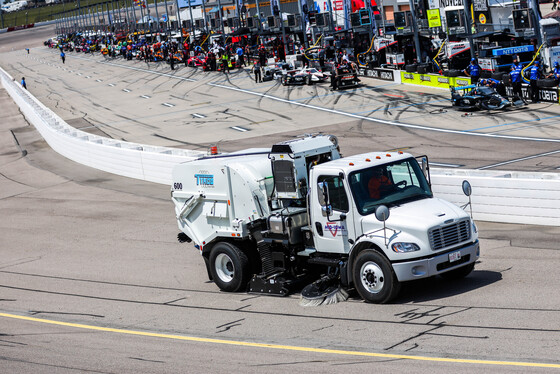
[429,219,471,251]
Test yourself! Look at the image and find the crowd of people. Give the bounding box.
[46,32,290,74]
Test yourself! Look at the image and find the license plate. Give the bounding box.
[449,251,461,263]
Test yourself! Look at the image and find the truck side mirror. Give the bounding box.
[317,181,329,206]
[317,181,332,218]
[461,180,473,218]
[462,180,472,196]
[375,205,390,221]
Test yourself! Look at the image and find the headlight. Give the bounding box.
[392,242,420,253]
[472,221,478,234]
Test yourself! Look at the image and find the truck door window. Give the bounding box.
[318,175,349,212]
[349,158,433,215]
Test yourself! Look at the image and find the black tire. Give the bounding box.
[306,75,312,85]
[446,69,460,77]
[440,263,475,280]
[209,242,250,292]
[417,64,428,74]
[282,76,287,86]
[491,72,504,80]
[537,78,559,88]
[405,64,417,73]
[502,74,512,85]
[353,250,401,303]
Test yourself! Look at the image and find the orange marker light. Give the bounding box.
[349,162,354,166]
[365,158,371,162]
[386,154,392,157]
[376,156,381,159]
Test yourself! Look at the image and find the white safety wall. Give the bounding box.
[2,66,559,226]
[1,67,204,184]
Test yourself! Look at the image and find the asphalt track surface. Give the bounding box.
[1,26,560,373]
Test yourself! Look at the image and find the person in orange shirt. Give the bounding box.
[368,168,392,199]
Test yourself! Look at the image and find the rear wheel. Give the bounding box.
[353,250,400,303]
[209,242,250,292]
[307,75,312,85]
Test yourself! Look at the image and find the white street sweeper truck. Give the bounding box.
[171,135,479,304]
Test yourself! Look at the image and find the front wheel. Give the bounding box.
[209,242,250,292]
[353,250,400,303]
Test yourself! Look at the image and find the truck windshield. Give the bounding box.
[348,157,433,215]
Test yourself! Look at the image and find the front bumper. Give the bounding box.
[392,240,479,282]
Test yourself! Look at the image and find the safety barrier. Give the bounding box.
[1,66,559,226]
[0,67,204,184]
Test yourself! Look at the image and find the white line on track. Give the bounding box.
[477,149,560,170]
[231,126,249,132]
[108,83,115,87]
[162,102,175,107]
[208,83,560,144]
[192,113,205,118]
[123,89,131,93]
[429,162,463,168]
[140,95,151,99]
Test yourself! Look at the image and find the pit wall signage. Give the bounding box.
[504,86,559,104]
[357,68,395,81]
[400,71,471,89]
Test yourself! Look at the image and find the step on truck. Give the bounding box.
[171,135,479,303]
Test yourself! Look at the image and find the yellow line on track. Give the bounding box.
[1,312,559,369]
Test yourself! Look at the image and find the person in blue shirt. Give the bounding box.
[464,58,481,84]
[547,61,560,82]
[510,59,524,102]
[60,51,65,64]
[236,45,245,67]
[529,60,541,103]
[21,77,27,90]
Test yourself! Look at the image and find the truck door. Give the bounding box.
[311,173,355,254]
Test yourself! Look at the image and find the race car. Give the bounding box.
[262,66,282,82]
[298,67,329,84]
[332,66,360,89]
[450,84,522,110]
[187,55,206,67]
[281,69,308,85]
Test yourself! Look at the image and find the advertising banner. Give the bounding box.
[446,41,470,58]
[358,68,396,81]
[427,9,442,27]
[505,86,559,103]
[401,71,471,89]
[177,0,204,7]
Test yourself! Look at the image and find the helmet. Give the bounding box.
[555,62,559,67]
[471,58,476,62]
[535,60,539,65]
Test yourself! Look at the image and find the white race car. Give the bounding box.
[298,67,330,84]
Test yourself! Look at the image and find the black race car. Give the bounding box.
[332,66,360,89]
[450,84,523,110]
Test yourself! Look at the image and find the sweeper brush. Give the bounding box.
[299,274,349,307]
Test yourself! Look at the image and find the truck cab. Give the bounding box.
[308,152,479,302]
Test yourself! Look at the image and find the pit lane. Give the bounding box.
[2,39,560,173]
[1,26,560,373]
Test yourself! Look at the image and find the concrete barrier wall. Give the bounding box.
[1,67,204,184]
[2,66,559,226]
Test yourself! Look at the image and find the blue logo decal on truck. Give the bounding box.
[195,174,214,186]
